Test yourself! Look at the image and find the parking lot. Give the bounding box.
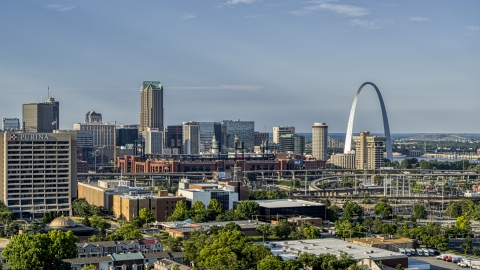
[413,256,470,270]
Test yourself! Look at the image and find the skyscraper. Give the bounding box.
[273,126,295,144]
[353,131,386,170]
[182,121,200,155]
[85,111,102,123]
[22,97,59,133]
[198,122,221,153]
[221,120,255,153]
[2,118,20,131]
[140,81,163,133]
[142,128,164,155]
[312,122,328,160]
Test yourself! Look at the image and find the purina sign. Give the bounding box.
[10,134,50,141]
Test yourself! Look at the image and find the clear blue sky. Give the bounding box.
[1,0,479,133]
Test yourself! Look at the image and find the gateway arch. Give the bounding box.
[344,82,393,161]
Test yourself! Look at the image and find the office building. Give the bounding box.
[85,111,102,123]
[278,134,305,154]
[140,81,163,133]
[221,120,254,153]
[116,126,139,147]
[2,118,20,131]
[142,128,163,155]
[165,125,182,154]
[329,152,356,169]
[312,122,328,160]
[198,122,221,153]
[73,123,115,148]
[272,126,295,144]
[353,131,386,170]
[0,132,77,218]
[178,179,239,210]
[242,199,326,222]
[22,97,60,133]
[182,121,200,155]
[254,132,269,147]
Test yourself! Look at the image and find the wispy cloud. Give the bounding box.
[409,17,429,22]
[45,4,76,12]
[470,26,479,32]
[350,19,388,29]
[170,85,262,91]
[292,1,369,17]
[181,14,196,19]
[226,0,255,4]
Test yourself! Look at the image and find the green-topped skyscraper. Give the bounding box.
[140,81,163,133]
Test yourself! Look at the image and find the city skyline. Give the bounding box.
[1,1,479,133]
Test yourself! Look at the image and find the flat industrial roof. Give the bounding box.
[269,239,407,261]
[252,199,325,208]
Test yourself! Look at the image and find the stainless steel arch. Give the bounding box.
[344,82,393,161]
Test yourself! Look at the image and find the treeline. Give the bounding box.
[248,190,288,200]
[163,222,358,270]
[388,158,479,170]
[168,199,260,223]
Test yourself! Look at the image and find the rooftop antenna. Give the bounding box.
[48,86,50,99]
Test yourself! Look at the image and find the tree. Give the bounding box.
[88,235,104,242]
[395,264,405,270]
[4,222,20,237]
[47,230,79,259]
[42,211,61,224]
[208,199,224,215]
[334,220,354,240]
[372,218,383,233]
[162,236,183,252]
[300,223,320,239]
[114,223,143,240]
[25,222,45,234]
[168,200,189,221]
[234,201,260,220]
[456,215,471,231]
[256,223,272,241]
[192,200,206,212]
[342,200,364,221]
[81,265,98,270]
[327,205,340,222]
[81,216,91,227]
[3,233,73,270]
[461,235,472,255]
[271,220,294,239]
[374,201,393,219]
[223,222,242,232]
[412,204,427,219]
[473,247,480,256]
[139,208,155,225]
[0,200,14,224]
[89,215,111,235]
[72,198,100,218]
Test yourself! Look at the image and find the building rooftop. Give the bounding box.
[252,199,325,208]
[110,252,145,261]
[269,239,407,261]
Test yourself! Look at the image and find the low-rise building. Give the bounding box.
[161,220,265,239]
[177,180,238,210]
[240,199,326,223]
[76,239,162,258]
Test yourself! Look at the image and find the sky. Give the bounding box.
[0,1,479,133]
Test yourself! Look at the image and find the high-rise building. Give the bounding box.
[140,81,163,133]
[254,132,269,147]
[117,126,139,147]
[278,134,305,154]
[198,122,221,153]
[165,125,182,154]
[73,123,115,148]
[273,126,295,144]
[221,120,255,153]
[0,131,77,218]
[142,128,163,155]
[353,131,386,170]
[85,111,102,123]
[2,118,20,131]
[182,121,200,155]
[312,122,328,160]
[22,97,60,133]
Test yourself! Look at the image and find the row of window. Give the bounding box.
[8,198,70,206]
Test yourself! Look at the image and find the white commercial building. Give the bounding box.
[142,127,163,155]
[312,122,328,160]
[177,179,238,210]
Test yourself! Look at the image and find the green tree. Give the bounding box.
[25,222,45,234]
[271,219,294,239]
[162,236,183,252]
[374,201,393,219]
[139,208,156,225]
[47,230,79,259]
[81,265,98,270]
[192,200,206,212]
[168,200,189,221]
[89,215,111,235]
[4,222,20,237]
[88,235,104,242]
[0,200,14,224]
[256,223,272,241]
[456,215,471,231]
[461,235,472,255]
[223,222,242,232]
[327,205,340,222]
[234,201,260,220]
[171,266,180,270]
[72,198,100,218]
[342,200,364,221]
[334,220,354,240]
[473,247,480,256]
[412,204,427,219]
[208,199,224,215]
[395,264,405,270]
[3,233,73,270]
[372,218,383,233]
[115,223,142,240]
[81,216,91,227]
[300,223,320,239]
